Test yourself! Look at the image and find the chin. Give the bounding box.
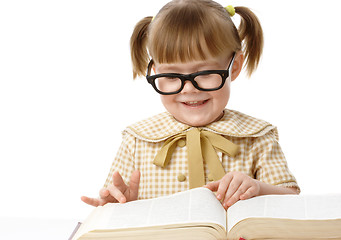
[180,116,214,127]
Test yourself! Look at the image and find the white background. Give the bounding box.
[1,0,341,222]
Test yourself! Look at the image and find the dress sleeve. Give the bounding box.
[103,131,136,188]
[252,128,300,191]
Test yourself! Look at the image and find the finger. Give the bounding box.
[99,188,117,203]
[225,182,250,208]
[81,196,101,207]
[203,181,220,192]
[216,174,233,201]
[107,184,127,203]
[99,188,110,198]
[223,176,243,202]
[128,170,140,201]
[112,171,128,192]
[240,186,257,200]
[224,190,241,209]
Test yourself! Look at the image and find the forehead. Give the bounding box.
[154,54,230,73]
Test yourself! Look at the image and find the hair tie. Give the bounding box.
[225,5,235,17]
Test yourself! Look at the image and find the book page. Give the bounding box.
[227,194,341,232]
[106,187,226,230]
[305,194,341,219]
[75,187,226,236]
[188,187,226,228]
[144,187,226,229]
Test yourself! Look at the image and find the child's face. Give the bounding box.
[154,54,235,127]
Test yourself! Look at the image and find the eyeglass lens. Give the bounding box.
[155,73,223,93]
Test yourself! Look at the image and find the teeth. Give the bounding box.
[184,100,207,106]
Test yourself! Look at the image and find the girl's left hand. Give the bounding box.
[204,171,260,209]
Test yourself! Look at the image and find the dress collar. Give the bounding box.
[125,109,275,142]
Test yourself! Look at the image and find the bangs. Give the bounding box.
[148,1,240,63]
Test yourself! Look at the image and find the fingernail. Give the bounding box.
[217,194,222,200]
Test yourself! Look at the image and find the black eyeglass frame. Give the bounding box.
[146,52,236,95]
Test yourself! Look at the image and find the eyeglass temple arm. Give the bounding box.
[146,59,154,77]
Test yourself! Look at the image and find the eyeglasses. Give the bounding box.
[146,53,236,95]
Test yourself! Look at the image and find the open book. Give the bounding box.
[72,188,341,240]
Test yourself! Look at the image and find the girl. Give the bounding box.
[82,0,299,209]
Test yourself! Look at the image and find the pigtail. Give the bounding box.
[235,7,264,76]
[130,16,153,79]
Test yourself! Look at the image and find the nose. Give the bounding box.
[181,79,199,93]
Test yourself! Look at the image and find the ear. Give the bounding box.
[231,51,244,81]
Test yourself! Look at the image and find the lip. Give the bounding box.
[181,99,209,108]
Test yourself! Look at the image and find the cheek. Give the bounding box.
[213,84,231,106]
[160,95,169,105]
[160,95,176,110]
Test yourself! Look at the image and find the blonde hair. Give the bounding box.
[130,0,263,78]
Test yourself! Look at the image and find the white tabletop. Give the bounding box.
[0,217,79,240]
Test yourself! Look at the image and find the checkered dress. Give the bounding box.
[104,109,299,199]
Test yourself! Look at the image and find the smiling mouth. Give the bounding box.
[182,100,209,107]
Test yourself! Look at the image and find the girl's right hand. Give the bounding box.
[81,170,140,207]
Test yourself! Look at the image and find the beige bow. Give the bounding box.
[153,128,240,189]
